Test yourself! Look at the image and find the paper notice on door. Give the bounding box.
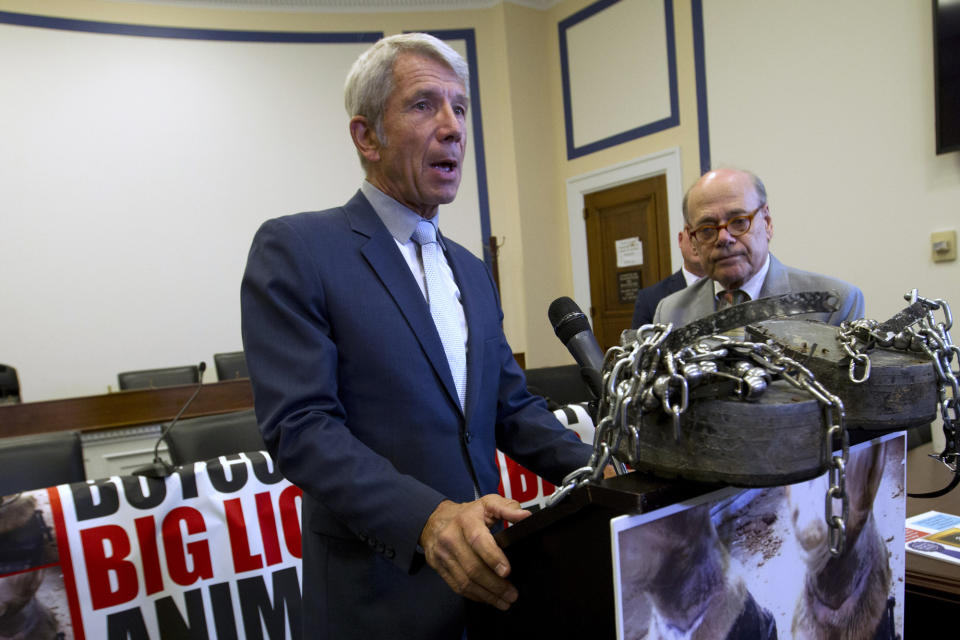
[616,237,643,268]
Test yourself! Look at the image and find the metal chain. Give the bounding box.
[900,292,960,472]
[837,319,882,383]
[716,337,850,555]
[838,291,960,472]
[547,325,672,507]
[547,325,850,554]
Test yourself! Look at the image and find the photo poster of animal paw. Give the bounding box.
[906,510,960,566]
[0,452,304,640]
[611,432,906,640]
[0,490,74,640]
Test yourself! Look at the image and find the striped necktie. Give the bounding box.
[412,220,466,409]
[718,289,749,309]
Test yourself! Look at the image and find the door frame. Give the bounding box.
[565,147,684,321]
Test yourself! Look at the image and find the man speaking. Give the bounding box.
[654,168,864,326]
[240,33,591,639]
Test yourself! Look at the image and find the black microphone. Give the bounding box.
[548,297,604,399]
[133,361,206,478]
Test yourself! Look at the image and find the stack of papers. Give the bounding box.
[906,510,960,566]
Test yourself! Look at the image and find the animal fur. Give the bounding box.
[789,442,891,640]
[0,571,58,640]
[621,504,775,640]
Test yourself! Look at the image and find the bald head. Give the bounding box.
[683,169,773,290]
[682,169,767,223]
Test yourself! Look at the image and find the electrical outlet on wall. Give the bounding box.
[931,230,957,263]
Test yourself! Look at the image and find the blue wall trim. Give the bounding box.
[558,0,679,160]
[0,10,380,43]
[691,0,711,175]
[421,29,492,269]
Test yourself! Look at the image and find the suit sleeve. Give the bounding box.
[478,269,593,486]
[634,272,685,329]
[241,218,445,573]
[633,289,656,328]
[830,284,866,325]
[652,297,666,325]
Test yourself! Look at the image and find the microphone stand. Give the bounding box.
[133,361,206,478]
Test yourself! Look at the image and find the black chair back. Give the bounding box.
[0,364,20,404]
[214,351,249,380]
[118,365,200,390]
[0,431,85,495]
[524,364,593,409]
[163,409,265,465]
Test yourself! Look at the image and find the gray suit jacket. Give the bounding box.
[652,254,864,327]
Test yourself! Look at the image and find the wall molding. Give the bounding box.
[565,147,684,317]
[558,0,679,160]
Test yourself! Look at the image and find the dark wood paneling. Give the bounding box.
[0,380,254,437]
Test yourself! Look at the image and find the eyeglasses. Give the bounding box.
[688,205,766,244]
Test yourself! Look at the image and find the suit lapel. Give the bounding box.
[692,278,717,323]
[345,192,463,414]
[758,254,788,298]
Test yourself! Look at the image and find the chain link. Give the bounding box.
[901,291,960,472]
[837,291,960,472]
[548,291,959,551]
[546,324,850,554]
[837,319,884,384]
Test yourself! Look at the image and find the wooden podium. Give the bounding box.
[466,472,715,639]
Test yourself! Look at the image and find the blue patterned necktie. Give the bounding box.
[412,220,466,409]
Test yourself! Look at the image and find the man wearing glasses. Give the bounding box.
[653,168,863,326]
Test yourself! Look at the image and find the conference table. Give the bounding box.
[0,379,254,438]
[0,380,256,478]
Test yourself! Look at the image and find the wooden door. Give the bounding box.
[585,174,672,350]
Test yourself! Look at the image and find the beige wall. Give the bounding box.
[524,0,704,364]
[501,2,571,364]
[3,0,959,398]
[702,0,960,321]
[0,0,548,399]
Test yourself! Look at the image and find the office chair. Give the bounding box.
[0,364,20,404]
[213,351,249,380]
[524,364,593,409]
[163,409,265,465]
[0,431,86,495]
[117,364,200,390]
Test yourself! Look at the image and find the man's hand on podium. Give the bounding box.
[419,495,530,611]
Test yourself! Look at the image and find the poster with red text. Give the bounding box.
[0,406,588,639]
[3,451,304,640]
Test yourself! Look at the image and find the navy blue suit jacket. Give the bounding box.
[632,269,686,328]
[240,191,590,639]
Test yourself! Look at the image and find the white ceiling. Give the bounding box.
[115,0,561,13]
